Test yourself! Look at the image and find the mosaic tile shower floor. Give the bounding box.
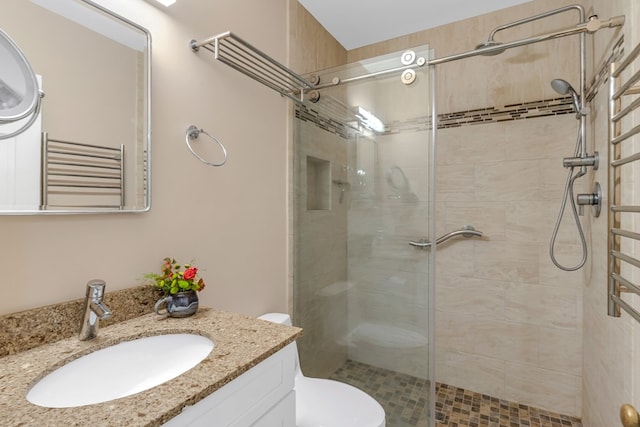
[329,360,582,427]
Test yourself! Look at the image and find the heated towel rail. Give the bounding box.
[607,41,640,323]
[41,133,125,209]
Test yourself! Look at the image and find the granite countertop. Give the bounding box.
[0,308,302,427]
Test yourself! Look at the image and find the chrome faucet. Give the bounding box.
[78,279,112,341]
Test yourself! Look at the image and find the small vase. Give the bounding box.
[154,290,199,318]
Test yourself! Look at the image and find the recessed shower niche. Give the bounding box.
[306,156,331,211]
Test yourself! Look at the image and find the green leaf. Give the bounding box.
[178,280,190,289]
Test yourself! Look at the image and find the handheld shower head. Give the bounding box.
[551,78,581,114]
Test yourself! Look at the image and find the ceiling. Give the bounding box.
[297,0,534,50]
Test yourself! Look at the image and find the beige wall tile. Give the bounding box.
[474,160,540,202]
[436,350,505,398]
[435,310,477,352]
[504,282,578,329]
[537,326,582,375]
[436,275,506,318]
[473,240,539,282]
[444,202,507,241]
[439,123,507,165]
[505,362,579,415]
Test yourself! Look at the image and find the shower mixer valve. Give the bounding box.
[576,182,602,217]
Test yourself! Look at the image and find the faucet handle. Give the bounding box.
[86,279,106,298]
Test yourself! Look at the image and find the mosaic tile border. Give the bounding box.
[437,97,573,129]
[295,96,575,138]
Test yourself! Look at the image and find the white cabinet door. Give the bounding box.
[163,343,296,427]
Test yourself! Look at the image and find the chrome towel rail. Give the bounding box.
[607,40,640,324]
[409,225,483,249]
[190,31,315,103]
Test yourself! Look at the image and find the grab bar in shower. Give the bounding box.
[607,40,640,324]
[409,225,483,249]
[190,31,315,103]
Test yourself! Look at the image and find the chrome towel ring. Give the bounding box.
[185,125,228,167]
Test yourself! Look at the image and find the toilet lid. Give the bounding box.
[295,377,385,427]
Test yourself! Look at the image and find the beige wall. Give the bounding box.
[288,2,347,75]
[0,0,290,317]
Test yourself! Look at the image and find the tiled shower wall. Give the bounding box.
[435,113,584,416]
[293,117,349,378]
[288,1,348,379]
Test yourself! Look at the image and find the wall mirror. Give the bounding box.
[0,0,150,214]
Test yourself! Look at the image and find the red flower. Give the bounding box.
[183,267,198,280]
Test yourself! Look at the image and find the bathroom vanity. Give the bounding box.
[0,308,301,426]
[163,343,296,426]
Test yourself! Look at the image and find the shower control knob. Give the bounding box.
[576,182,602,217]
[577,193,599,205]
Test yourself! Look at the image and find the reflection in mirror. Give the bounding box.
[0,0,150,213]
[0,27,41,134]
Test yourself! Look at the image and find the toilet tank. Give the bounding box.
[258,313,292,326]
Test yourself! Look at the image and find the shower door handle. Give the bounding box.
[409,225,483,249]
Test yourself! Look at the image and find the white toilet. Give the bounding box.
[258,313,386,427]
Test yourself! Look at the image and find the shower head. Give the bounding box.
[551,78,581,114]
[474,40,506,56]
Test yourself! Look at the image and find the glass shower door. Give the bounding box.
[293,45,435,427]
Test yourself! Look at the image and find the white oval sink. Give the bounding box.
[27,333,214,408]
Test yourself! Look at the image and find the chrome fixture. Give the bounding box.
[549,81,600,271]
[78,280,112,341]
[409,225,483,249]
[190,31,315,103]
[400,50,417,65]
[576,182,602,217]
[305,6,623,96]
[562,152,599,169]
[185,125,228,167]
[551,78,587,117]
[474,40,506,56]
[401,69,417,85]
[430,7,623,65]
[399,50,425,85]
[607,41,640,324]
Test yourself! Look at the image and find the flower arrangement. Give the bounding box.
[145,257,206,295]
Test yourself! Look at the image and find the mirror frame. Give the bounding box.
[0,0,151,215]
